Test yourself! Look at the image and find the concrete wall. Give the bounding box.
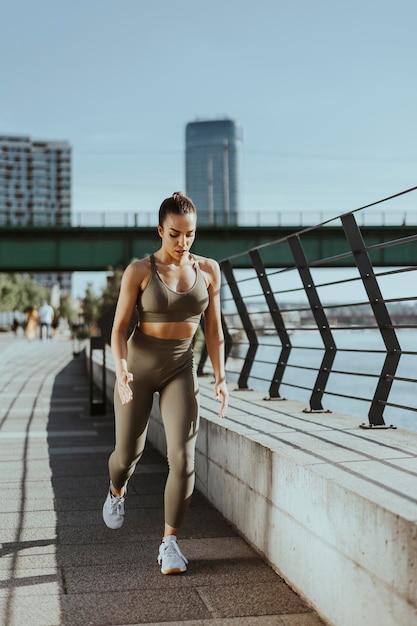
[90,346,417,626]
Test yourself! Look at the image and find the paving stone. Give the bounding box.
[198,581,312,618]
[0,594,61,626]
[61,588,211,625]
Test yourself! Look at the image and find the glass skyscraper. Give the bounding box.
[185,119,242,225]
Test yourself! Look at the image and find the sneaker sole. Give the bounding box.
[103,521,124,530]
[161,566,187,575]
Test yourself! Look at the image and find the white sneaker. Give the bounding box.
[157,535,188,575]
[102,484,125,529]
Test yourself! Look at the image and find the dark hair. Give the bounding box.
[158,191,196,226]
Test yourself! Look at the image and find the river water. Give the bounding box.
[225,328,417,432]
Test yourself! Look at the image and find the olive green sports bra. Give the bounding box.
[137,254,209,324]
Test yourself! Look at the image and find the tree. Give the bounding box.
[59,292,74,322]
[81,283,101,326]
[18,274,49,311]
[0,273,20,311]
[99,268,123,317]
[0,273,49,312]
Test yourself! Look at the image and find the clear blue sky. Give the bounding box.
[2,1,417,297]
[2,0,417,219]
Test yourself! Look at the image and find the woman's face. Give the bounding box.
[158,212,197,261]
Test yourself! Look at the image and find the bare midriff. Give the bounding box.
[138,320,199,341]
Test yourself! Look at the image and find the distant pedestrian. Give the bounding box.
[38,300,55,341]
[11,317,20,335]
[52,309,60,338]
[25,306,38,341]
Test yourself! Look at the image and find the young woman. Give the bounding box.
[103,192,228,574]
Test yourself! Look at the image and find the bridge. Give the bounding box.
[1,221,417,271]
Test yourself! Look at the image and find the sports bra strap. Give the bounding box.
[150,254,157,272]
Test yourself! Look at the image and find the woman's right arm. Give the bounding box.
[111,262,143,404]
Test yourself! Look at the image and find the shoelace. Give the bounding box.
[158,540,187,564]
[110,493,125,516]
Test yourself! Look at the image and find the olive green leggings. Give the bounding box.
[108,328,200,528]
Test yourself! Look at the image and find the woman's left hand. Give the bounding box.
[214,379,229,418]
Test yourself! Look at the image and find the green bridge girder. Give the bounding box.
[0,224,416,271]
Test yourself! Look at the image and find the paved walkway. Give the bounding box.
[0,334,325,626]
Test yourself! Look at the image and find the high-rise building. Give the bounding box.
[0,133,72,291]
[185,119,242,225]
[0,134,71,224]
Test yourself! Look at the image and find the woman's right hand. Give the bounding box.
[117,369,133,405]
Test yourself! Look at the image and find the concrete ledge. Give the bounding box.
[90,345,417,626]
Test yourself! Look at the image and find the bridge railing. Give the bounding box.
[198,191,417,430]
[1,208,417,228]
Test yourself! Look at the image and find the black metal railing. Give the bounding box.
[1,208,417,228]
[198,188,417,430]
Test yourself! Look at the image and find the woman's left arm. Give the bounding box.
[203,259,229,418]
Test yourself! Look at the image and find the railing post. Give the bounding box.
[287,235,336,412]
[221,259,258,389]
[249,248,292,399]
[89,336,107,416]
[341,213,401,428]
[196,314,233,376]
